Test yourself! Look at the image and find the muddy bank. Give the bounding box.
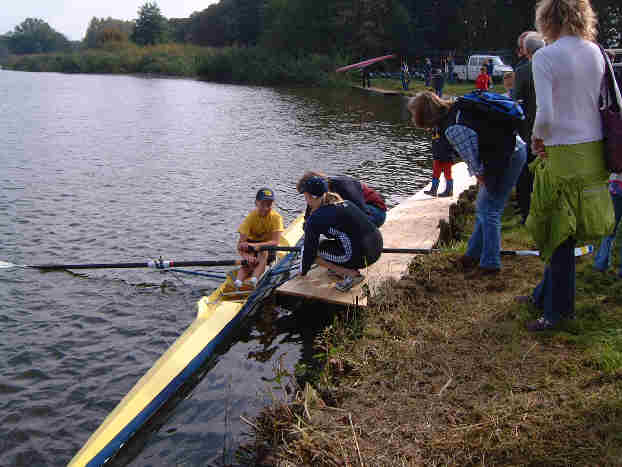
[241,188,622,466]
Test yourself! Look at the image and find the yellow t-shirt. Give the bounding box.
[238,209,284,242]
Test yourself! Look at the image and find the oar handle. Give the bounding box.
[29,259,244,271]
[259,245,594,257]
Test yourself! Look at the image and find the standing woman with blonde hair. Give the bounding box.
[521,0,614,330]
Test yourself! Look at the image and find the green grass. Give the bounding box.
[368,77,481,97]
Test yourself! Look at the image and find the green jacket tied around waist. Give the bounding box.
[526,140,614,263]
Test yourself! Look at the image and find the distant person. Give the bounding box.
[593,171,622,278]
[401,60,410,90]
[424,58,432,86]
[298,171,387,227]
[234,188,284,289]
[361,68,371,88]
[513,32,545,224]
[447,55,455,83]
[423,124,457,197]
[298,176,383,292]
[486,58,494,87]
[431,68,445,97]
[475,66,491,91]
[520,0,614,331]
[408,91,526,276]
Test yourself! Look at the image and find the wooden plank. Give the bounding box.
[277,162,476,307]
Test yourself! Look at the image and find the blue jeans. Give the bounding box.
[593,191,622,276]
[465,144,527,269]
[532,237,576,323]
[366,203,387,227]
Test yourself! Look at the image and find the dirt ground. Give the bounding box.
[241,190,622,467]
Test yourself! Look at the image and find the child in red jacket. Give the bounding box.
[475,66,492,91]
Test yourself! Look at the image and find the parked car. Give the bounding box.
[454,55,513,83]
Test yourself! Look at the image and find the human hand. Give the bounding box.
[238,241,250,252]
[531,137,547,158]
[476,175,485,186]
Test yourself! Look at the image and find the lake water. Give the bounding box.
[0,70,432,466]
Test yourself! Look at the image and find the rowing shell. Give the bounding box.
[68,214,305,466]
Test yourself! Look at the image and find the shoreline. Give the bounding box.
[243,188,622,465]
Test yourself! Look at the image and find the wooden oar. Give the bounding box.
[0,258,246,271]
[257,245,594,257]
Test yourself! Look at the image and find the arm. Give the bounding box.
[445,124,483,179]
[300,220,320,276]
[531,51,554,145]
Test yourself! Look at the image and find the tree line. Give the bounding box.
[1,1,619,79]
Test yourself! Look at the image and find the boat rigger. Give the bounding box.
[68,214,304,466]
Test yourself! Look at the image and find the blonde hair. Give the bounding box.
[407,91,453,129]
[320,192,343,206]
[535,0,598,42]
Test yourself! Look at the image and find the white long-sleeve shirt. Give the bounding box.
[532,35,605,146]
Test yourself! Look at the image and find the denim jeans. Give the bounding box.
[593,191,622,276]
[532,237,577,323]
[366,203,387,227]
[465,143,527,269]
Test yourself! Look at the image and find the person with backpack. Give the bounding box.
[408,90,526,276]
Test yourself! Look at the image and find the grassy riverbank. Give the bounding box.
[243,189,622,466]
[369,78,481,97]
[2,43,350,86]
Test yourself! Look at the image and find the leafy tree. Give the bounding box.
[84,17,133,48]
[131,2,167,46]
[7,18,70,54]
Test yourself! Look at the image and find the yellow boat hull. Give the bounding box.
[69,214,304,466]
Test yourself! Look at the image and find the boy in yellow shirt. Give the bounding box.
[234,188,284,288]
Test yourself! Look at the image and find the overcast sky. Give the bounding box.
[1,0,218,41]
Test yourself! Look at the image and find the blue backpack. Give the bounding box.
[456,91,525,128]
[449,91,525,190]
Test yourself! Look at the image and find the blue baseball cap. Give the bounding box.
[256,188,275,201]
[301,176,328,197]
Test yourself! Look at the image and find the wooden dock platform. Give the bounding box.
[276,162,476,307]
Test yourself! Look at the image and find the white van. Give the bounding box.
[454,55,513,82]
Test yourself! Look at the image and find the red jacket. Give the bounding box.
[361,183,387,211]
[475,73,491,91]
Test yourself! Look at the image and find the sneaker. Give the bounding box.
[458,255,478,271]
[335,274,365,292]
[525,316,555,332]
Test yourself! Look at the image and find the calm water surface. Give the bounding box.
[0,70,432,466]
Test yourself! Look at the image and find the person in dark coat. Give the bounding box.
[513,33,545,223]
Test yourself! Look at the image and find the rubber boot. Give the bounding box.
[438,179,454,197]
[424,178,439,196]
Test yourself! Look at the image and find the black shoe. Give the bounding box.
[458,255,478,271]
[525,316,556,332]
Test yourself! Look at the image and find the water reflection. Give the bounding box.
[0,71,434,466]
